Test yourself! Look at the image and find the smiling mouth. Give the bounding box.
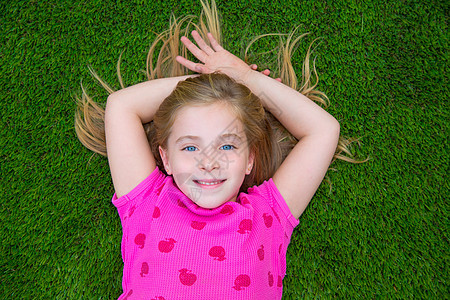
[194,179,226,187]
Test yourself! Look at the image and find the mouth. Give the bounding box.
[193,179,226,188]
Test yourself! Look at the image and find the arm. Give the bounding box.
[244,72,340,219]
[105,75,194,198]
[177,31,339,219]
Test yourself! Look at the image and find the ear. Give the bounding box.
[246,150,255,175]
[159,146,172,175]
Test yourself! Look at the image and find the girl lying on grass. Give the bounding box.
[76,1,358,298]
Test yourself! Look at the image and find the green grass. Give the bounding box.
[1,0,447,298]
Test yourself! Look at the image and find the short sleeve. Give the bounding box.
[266,178,300,229]
[112,167,165,220]
[248,179,299,235]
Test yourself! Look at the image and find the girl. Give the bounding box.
[76,1,356,298]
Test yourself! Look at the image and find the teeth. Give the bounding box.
[196,180,222,185]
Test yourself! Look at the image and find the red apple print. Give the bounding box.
[263,213,273,228]
[237,219,252,234]
[268,271,274,287]
[151,297,165,300]
[155,186,163,196]
[158,238,176,253]
[178,199,187,208]
[279,244,282,254]
[179,268,197,286]
[220,204,234,215]
[232,274,251,290]
[257,245,264,261]
[134,233,146,249]
[152,206,161,218]
[123,289,133,300]
[129,205,136,217]
[140,262,149,277]
[271,207,281,223]
[277,275,282,287]
[209,246,226,261]
[191,221,206,230]
[241,196,250,205]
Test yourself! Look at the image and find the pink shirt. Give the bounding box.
[113,167,299,299]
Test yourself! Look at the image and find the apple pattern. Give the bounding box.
[220,204,235,215]
[190,220,206,230]
[130,209,283,294]
[124,182,289,297]
[237,219,252,234]
[152,206,161,219]
[140,262,149,277]
[179,268,197,286]
[241,196,250,205]
[263,213,273,228]
[209,246,226,261]
[134,233,146,249]
[232,274,251,290]
[268,271,274,287]
[158,238,177,253]
[257,245,265,261]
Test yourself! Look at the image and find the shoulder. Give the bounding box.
[244,179,299,229]
[112,167,172,213]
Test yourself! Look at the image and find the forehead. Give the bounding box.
[169,103,246,143]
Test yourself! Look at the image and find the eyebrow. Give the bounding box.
[175,133,243,145]
[175,135,201,145]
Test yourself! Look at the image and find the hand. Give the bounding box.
[249,64,282,83]
[176,30,252,82]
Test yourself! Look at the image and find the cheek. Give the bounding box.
[171,153,198,172]
[173,172,192,187]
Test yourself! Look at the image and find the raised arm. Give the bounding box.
[105,76,193,198]
[177,31,339,219]
[244,72,340,219]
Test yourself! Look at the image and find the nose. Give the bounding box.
[197,154,220,172]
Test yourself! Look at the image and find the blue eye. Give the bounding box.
[220,145,235,150]
[183,146,198,151]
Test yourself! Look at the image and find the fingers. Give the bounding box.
[176,56,204,73]
[180,35,208,62]
[180,30,223,62]
[191,30,215,55]
[207,32,224,51]
[249,64,282,82]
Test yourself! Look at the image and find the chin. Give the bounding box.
[192,198,227,209]
[189,193,234,209]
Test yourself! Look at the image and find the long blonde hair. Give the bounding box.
[75,0,363,190]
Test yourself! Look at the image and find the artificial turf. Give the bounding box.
[1,0,447,298]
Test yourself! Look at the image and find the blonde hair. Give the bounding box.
[151,73,277,192]
[75,0,364,191]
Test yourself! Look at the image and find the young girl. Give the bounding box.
[76,1,355,298]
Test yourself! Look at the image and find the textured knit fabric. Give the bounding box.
[113,167,299,300]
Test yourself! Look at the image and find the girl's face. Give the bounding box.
[159,102,254,209]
